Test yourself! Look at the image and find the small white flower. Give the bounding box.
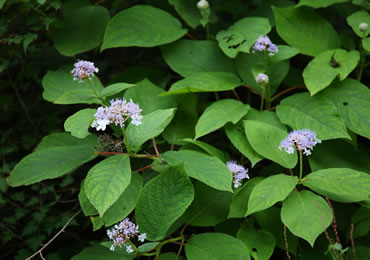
[125,244,134,253]
[197,0,209,10]
[138,233,147,242]
[359,22,368,32]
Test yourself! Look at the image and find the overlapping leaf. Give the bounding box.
[64,108,96,138]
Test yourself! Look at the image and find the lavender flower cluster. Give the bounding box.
[256,73,269,85]
[107,218,146,253]
[279,129,321,156]
[227,161,250,188]
[252,35,278,56]
[91,98,143,131]
[71,60,99,82]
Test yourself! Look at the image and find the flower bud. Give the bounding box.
[256,73,269,85]
[197,0,209,10]
[359,22,368,32]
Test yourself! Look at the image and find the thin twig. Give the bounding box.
[95,151,127,155]
[26,209,81,260]
[325,197,341,245]
[186,32,197,40]
[232,89,241,101]
[283,224,291,260]
[135,164,152,173]
[350,224,356,260]
[153,138,160,156]
[242,84,262,96]
[270,84,305,102]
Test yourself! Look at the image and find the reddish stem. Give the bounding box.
[135,164,152,173]
[271,84,305,101]
[242,84,262,96]
[232,89,241,101]
[350,224,356,260]
[186,32,197,40]
[95,151,127,155]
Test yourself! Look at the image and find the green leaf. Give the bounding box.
[363,37,370,51]
[79,183,98,216]
[195,99,249,139]
[216,17,271,58]
[303,168,370,203]
[244,120,297,168]
[162,150,233,191]
[246,109,286,131]
[36,132,98,150]
[101,5,186,50]
[90,173,142,229]
[100,83,135,98]
[273,6,339,56]
[169,0,201,29]
[297,0,348,8]
[85,155,131,216]
[126,108,176,152]
[138,242,160,253]
[270,45,300,63]
[237,222,275,260]
[9,134,97,187]
[0,0,6,9]
[124,79,176,115]
[64,108,96,138]
[247,174,298,215]
[347,10,370,37]
[161,40,236,77]
[42,67,104,104]
[228,177,264,218]
[303,49,360,95]
[308,139,370,173]
[135,165,194,241]
[181,139,227,162]
[276,93,350,140]
[183,181,232,227]
[225,123,263,167]
[165,72,241,95]
[53,6,110,56]
[71,245,133,260]
[281,190,333,247]
[185,233,250,260]
[320,78,370,139]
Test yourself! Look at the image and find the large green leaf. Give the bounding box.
[101,5,186,50]
[246,108,286,131]
[71,245,133,260]
[276,92,350,140]
[64,108,96,139]
[169,0,201,28]
[297,0,347,8]
[181,139,227,162]
[100,83,135,99]
[53,6,110,56]
[244,120,297,168]
[79,184,98,216]
[216,17,271,58]
[281,190,333,247]
[42,67,104,104]
[247,174,298,215]
[183,181,232,227]
[84,155,131,216]
[347,10,370,37]
[9,134,97,187]
[162,150,233,191]
[320,78,370,139]
[161,40,236,77]
[237,222,275,260]
[164,72,241,95]
[303,168,370,203]
[185,233,250,260]
[303,49,360,95]
[363,37,370,52]
[195,99,249,139]
[135,165,194,241]
[273,6,339,56]
[126,108,176,152]
[225,123,263,167]
[36,132,98,150]
[270,45,300,63]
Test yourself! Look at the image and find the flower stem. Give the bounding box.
[126,239,139,253]
[259,85,265,111]
[298,150,303,182]
[155,236,184,257]
[87,78,106,105]
[121,127,131,155]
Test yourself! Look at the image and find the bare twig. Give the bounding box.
[325,197,341,245]
[135,164,152,173]
[283,224,291,260]
[153,138,160,156]
[232,89,241,101]
[270,84,305,102]
[26,209,81,260]
[242,84,262,96]
[350,224,356,260]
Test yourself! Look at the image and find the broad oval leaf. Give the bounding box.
[363,37,370,52]
[244,120,297,168]
[273,6,339,56]
[276,92,350,140]
[126,108,176,152]
[100,83,135,99]
[64,108,96,138]
[101,5,186,50]
[185,233,250,260]
[54,6,110,56]
[297,0,347,8]
[303,168,370,203]
[161,40,236,77]
[71,245,132,260]
[135,165,194,241]
[347,10,370,38]
[169,0,202,29]
[181,138,227,162]
[9,134,97,187]
[195,99,249,139]
[162,150,233,192]
[281,190,333,247]
[247,174,298,216]
[85,155,131,216]
[165,72,242,95]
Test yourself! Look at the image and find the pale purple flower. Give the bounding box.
[107,218,146,252]
[256,73,269,85]
[279,129,321,156]
[91,98,143,131]
[253,35,278,56]
[227,161,249,188]
[71,60,98,81]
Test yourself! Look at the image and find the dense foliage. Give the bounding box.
[1,0,370,259]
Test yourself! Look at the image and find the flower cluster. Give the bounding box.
[71,60,99,82]
[252,35,278,56]
[227,161,250,188]
[107,218,147,253]
[256,73,269,85]
[279,129,321,156]
[91,98,143,131]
